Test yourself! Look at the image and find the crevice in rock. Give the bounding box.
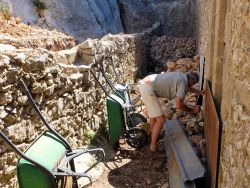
[86,0,103,29]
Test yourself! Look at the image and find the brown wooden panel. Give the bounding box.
[204,81,220,188]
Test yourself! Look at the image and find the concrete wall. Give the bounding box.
[0,33,147,188]
[197,0,250,187]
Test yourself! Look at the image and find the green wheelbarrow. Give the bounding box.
[106,93,148,149]
[0,79,105,188]
[91,69,148,150]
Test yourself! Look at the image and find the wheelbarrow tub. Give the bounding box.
[106,94,125,146]
[17,131,68,188]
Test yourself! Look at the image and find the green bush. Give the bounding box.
[0,2,11,19]
[32,0,47,11]
[83,126,95,145]
[1,9,11,19]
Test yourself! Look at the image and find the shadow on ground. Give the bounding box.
[86,127,169,188]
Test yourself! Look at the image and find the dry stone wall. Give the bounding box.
[0,33,145,188]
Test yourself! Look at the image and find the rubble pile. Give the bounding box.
[161,97,205,159]
[0,15,76,51]
[149,36,196,72]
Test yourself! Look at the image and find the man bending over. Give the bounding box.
[139,71,203,152]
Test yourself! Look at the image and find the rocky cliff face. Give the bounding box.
[119,0,196,37]
[7,0,196,42]
[9,0,124,42]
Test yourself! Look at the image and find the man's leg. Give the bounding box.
[149,117,156,134]
[150,115,165,151]
[138,80,164,151]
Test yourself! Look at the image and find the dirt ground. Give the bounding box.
[78,130,169,188]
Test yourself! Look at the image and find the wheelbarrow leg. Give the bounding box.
[69,161,79,188]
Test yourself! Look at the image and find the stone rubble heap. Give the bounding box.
[0,15,76,51]
[160,97,206,159]
[149,36,196,72]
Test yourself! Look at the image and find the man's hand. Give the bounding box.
[176,97,201,114]
[188,87,206,96]
[192,105,201,114]
[200,90,206,96]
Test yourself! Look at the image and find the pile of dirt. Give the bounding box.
[149,36,196,73]
[0,14,76,51]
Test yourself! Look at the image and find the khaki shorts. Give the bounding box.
[139,81,163,118]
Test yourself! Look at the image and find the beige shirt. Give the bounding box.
[151,72,188,99]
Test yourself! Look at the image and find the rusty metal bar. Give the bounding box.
[204,80,220,188]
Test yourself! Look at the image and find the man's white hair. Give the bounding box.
[187,72,199,83]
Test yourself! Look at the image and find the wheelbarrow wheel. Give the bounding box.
[112,141,120,151]
[127,113,147,128]
[126,127,148,149]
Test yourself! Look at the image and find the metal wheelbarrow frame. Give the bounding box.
[98,60,146,128]
[106,56,142,106]
[90,68,148,149]
[0,79,105,188]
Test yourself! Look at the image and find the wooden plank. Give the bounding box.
[204,81,220,188]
